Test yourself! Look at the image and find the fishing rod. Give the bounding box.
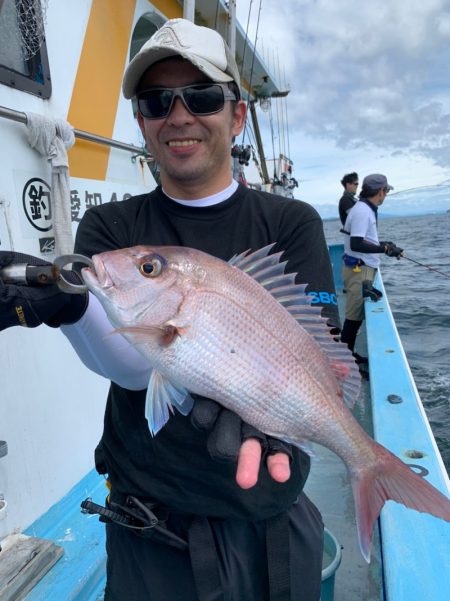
[402,255,450,280]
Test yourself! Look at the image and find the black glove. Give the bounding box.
[362,280,383,301]
[0,251,88,331]
[190,395,293,463]
[384,242,403,258]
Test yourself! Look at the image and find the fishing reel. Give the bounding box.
[231,144,252,166]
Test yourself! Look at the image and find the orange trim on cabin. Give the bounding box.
[149,0,181,20]
[67,0,136,179]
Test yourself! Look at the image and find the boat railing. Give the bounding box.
[0,104,146,156]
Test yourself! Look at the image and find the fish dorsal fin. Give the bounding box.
[145,371,193,436]
[229,245,361,407]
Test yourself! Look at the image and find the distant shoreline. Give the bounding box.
[321,209,449,222]
[300,182,450,221]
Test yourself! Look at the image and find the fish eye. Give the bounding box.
[139,258,163,278]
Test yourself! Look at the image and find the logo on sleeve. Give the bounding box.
[307,291,337,305]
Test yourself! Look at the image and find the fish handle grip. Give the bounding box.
[0,250,89,330]
[0,263,60,286]
[0,253,93,295]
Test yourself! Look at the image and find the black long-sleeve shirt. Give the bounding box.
[75,184,339,520]
[338,190,357,225]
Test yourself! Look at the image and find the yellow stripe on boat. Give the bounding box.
[151,0,181,19]
[67,0,136,180]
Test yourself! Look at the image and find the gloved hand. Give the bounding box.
[0,251,88,331]
[190,396,293,463]
[383,242,403,258]
[362,280,383,301]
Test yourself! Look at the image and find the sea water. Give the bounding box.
[323,212,450,474]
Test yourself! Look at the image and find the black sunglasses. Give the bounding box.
[136,83,237,119]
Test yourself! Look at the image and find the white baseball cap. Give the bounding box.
[122,18,241,99]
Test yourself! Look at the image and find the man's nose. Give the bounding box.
[167,97,194,123]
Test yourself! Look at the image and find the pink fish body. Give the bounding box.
[82,244,450,561]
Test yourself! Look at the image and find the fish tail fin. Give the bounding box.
[351,443,450,562]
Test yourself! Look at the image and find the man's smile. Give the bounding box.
[167,139,201,148]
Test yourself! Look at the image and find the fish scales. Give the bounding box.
[133,259,342,444]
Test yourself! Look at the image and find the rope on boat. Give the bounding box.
[238,1,294,193]
[268,102,277,179]
[240,0,253,84]
[242,0,263,146]
[214,0,220,30]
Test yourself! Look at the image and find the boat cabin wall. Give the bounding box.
[0,0,179,539]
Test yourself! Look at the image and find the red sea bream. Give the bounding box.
[82,244,450,561]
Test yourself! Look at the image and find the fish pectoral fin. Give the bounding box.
[115,324,183,346]
[145,370,193,436]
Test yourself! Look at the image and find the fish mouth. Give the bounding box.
[81,256,114,291]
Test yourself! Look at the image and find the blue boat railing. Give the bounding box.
[366,271,450,600]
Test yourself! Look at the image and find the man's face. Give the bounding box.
[377,187,389,206]
[136,57,246,198]
[346,180,359,194]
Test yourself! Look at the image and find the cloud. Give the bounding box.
[236,0,450,186]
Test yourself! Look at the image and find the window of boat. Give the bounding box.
[129,12,165,117]
[0,0,51,98]
[128,12,165,185]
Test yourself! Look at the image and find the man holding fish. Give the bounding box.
[7,17,450,601]
[0,18,341,601]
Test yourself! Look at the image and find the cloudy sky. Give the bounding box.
[235,0,450,209]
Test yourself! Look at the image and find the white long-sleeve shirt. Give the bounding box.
[61,293,151,390]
